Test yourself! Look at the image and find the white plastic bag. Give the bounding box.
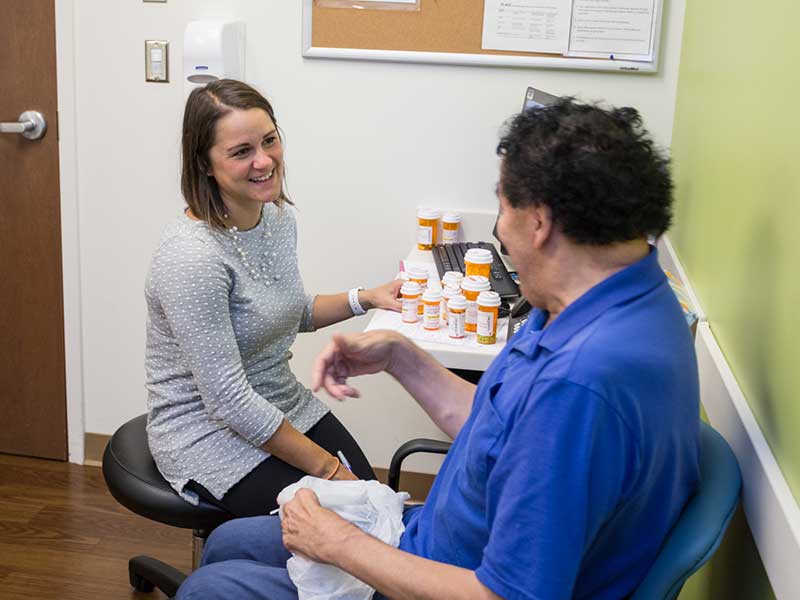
[277,476,410,600]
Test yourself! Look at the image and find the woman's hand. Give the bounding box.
[361,279,403,313]
[281,488,361,564]
[316,453,358,481]
[311,280,402,330]
[331,461,359,481]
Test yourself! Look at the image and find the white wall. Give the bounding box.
[65,0,686,470]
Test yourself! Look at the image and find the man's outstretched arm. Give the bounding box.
[311,330,475,439]
[281,489,501,600]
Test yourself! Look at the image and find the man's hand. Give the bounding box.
[280,488,362,563]
[313,329,472,438]
[281,490,502,600]
[311,330,406,400]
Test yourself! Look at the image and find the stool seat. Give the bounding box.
[102,414,231,531]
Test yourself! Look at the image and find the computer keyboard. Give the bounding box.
[431,242,519,299]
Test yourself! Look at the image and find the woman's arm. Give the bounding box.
[151,237,352,479]
[311,280,403,330]
[263,420,356,481]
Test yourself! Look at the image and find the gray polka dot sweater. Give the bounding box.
[144,203,329,504]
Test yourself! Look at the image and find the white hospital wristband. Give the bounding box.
[348,287,367,316]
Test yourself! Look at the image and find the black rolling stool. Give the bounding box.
[102,414,234,597]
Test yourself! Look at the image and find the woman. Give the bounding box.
[145,79,401,517]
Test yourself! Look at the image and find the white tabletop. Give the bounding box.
[365,309,506,371]
[364,247,507,372]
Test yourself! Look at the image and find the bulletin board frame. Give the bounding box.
[302,0,664,73]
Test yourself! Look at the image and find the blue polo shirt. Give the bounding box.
[398,247,700,600]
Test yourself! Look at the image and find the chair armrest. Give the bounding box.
[388,438,452,492]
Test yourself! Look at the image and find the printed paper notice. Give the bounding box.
[482,0,572,54]
[568,0,656,58]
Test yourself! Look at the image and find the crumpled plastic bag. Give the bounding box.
[277,476,410,600]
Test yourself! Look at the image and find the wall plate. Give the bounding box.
[145,40,169,82]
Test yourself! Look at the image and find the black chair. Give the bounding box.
[102,414,234,597]
[387,422,742,600]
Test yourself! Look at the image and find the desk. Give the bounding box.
[365,248,508,373]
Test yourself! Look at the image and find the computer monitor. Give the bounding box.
[494,86,558,254]
[522,85,558,112]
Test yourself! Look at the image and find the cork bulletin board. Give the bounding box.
[302,0,664,73]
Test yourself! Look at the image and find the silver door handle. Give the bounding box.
[0,111,47,140]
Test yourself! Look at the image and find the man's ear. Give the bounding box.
[529,203,553,249]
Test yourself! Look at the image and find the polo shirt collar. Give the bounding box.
[509,246,664,358]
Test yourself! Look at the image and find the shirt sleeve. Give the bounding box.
[284,205,316,333]
[474,379,638,600]
[298,294,316,333]
[150,235,285,446]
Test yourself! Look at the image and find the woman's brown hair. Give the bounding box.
[181,79,291,230]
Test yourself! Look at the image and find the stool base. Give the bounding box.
[127,529,209,598]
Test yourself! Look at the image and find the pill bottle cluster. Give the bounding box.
[416,208,461,250]
[400,269,501,344]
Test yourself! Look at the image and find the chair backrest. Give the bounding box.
[630,422,742,600]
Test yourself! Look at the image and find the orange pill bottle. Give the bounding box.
[447,294,467,339]
[464,248,493,279]
[400,281,421,323]
[476,291,501,345]
[440,270,464,290]
[440,284,461,326]
[416,208,441,251]
[461,275,491,333]
[441,212,461,244]
[422,288,443,331]
[406,266,429,314]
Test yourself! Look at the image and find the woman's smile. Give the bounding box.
[207,107,285,227]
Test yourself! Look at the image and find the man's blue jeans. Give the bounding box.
[176,515,389,599]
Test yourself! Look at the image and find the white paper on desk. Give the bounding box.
[481,0,572,54]
[566,0,656,59]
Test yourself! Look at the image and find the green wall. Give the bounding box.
[670,0,800,597]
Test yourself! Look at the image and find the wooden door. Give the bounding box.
[0,0,68,460]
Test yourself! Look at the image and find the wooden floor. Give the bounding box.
[0,454,192,599]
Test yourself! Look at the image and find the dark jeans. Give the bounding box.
[187,412,376,517]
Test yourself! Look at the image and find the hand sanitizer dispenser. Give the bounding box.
[183,19,245,96]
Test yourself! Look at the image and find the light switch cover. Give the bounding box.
[145,40,169,82]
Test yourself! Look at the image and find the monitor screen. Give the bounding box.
[522,86,558,112]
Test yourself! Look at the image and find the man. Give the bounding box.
[177,98,700,600]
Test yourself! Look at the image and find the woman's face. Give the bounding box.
[207,107,284,214]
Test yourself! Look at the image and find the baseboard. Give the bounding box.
[84,431,436,501]
[83,432,110,467]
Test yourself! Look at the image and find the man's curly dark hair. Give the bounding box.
[496,97,673,245]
